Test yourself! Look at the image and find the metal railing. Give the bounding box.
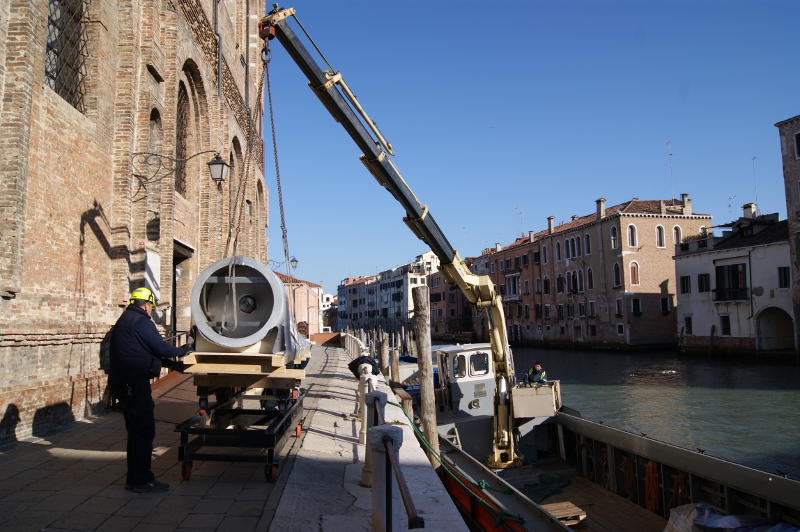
[713,287,749,301]
[342,331,424,530]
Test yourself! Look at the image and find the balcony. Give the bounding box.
[713,288,749,302]
[504,293,521,302]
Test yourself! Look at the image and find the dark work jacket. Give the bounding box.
[109,305,184,384]
[527,368,547,384]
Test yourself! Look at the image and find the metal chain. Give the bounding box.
[264,46,292,275]
[226,52,267,257]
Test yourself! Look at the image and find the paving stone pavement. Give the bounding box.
[0,343,469,532]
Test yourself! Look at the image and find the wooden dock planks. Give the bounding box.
[542,475,667,532]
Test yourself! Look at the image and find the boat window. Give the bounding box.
[453,355,466,378]
[440,354,449,379]
[470,352,489,376]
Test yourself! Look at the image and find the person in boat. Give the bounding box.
[527,361,547,386]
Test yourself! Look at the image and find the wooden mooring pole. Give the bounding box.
[412,285,439,468]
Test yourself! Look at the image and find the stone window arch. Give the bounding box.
[630,261,640,285]
[628,224,638,247]
[175,82,189,196]
[656,225,665,247]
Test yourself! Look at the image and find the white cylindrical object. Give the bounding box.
[191,256,287,349]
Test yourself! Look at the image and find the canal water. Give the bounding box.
[512,347,800,478]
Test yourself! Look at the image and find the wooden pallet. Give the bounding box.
[184,352,305,389]
[541,501,587,529]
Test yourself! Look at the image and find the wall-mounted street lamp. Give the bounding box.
[269,256,299,270]
[130,150,229,189]
[207,154,230,183]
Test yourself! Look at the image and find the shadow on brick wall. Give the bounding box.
[0,404,20,444]
[32,403,75,438]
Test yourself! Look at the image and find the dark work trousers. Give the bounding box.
[111,379,156,486]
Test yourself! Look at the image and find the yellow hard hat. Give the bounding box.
[129,287,157,305]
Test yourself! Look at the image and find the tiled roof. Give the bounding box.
[476,197,710,258]
[272,270,322,288]
[530,198,709,240]
[712,219,788,251]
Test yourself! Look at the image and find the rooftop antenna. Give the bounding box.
[514,207,524,238]
[728,196,736,222]
[752,157,760,216]
[666,140,675,203]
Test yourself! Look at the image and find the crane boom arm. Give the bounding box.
[259,6,520,468]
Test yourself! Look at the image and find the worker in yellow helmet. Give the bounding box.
[108,287,193,493]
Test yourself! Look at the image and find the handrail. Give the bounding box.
[165,330,191,345]
[384,434,424,529]
[350,326,424,529]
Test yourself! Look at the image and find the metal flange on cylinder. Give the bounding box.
[191,255,288,349]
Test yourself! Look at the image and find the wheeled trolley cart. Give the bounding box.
[175,387,305,483]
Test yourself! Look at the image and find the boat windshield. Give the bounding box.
[453,355,466,378]
[470,352,489,376]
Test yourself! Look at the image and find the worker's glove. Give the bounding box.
[181,344,194,356]
[162,358,185,373]
[162,358,186,373]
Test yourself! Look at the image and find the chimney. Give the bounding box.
[659,200,666,214]
[743,203,756,219]
[681,193,692,215]
[548,216,555,234]
[596,198,606,220]
[529,231,535,243]
[571,215,578,221]
[495,242,502,252]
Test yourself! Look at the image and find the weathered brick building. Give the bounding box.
[0,0,267,441]
[775,114,800,352]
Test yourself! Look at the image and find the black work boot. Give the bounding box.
[133,480,169,493]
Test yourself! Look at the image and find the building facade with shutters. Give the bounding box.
[674,208,792,354]
[0,0,267,441]
[476,196,711,347]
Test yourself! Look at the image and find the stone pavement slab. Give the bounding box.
[0,341,470,532]
[266,343,469,532]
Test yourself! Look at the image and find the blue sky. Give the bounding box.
[263,0,799,294]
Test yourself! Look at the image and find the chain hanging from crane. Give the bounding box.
[225,60,265,258]
[263,43,293,278]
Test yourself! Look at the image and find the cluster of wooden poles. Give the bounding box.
[341,286,441,468]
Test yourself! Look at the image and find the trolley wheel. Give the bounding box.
[295,424,302,438]
[266,464,279,483]
[182,461,193,480]
[199,397,208,412]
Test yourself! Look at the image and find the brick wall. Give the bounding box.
[0,0,268,442]
[776,115,800,352]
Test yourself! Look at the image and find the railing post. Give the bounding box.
[370,425,402,532]
[361,390,387,488]
[358,363,373,443]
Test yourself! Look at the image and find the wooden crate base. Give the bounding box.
[541,501,587,529]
